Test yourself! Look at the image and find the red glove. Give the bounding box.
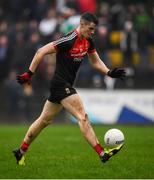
[17,70,34,84]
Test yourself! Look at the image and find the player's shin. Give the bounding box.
[78,114,104,157]
[23,116,51,145]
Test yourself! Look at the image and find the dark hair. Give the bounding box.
[81,12,98,25]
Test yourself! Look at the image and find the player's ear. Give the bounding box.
[80,19,88,27]
[80,19,85,27]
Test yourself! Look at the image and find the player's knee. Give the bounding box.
[40,115,51,127]
[78,113,89,125]
[42,120,50,127]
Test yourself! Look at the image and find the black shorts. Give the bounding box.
[48,84,77,104]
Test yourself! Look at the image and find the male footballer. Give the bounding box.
[13,12,126,165]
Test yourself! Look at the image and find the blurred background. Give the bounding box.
[0,0,153,124]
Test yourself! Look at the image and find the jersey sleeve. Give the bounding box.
[53,32,77,52]
[88,38,96,54]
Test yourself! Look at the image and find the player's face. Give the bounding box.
[81,21,96,38]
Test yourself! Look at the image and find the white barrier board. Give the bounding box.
[72,89,154,124]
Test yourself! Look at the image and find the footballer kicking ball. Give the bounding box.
[104,128,124,148]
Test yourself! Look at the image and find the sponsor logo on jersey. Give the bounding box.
[73,58,83,62]
[71,51,87,57]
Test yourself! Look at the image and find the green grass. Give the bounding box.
[0,124,154,179]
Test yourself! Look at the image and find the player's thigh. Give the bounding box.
[40,100,63,120]
[61,94,86,120]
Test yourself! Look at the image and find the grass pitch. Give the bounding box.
[0,124,154,179]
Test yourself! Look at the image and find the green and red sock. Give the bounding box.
[94,144,104,156]
[20,141,29,154]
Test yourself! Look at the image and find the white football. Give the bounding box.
[104,128,124,148]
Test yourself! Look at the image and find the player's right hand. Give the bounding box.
[17,70,34,85]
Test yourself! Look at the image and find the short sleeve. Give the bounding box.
[53,31,77,52]
[88,38,96,54]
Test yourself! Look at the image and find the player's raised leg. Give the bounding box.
[13,100,62,165]
[61,94,123,163]
[61,94,103,154]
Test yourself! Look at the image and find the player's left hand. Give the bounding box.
[107,68,126,80]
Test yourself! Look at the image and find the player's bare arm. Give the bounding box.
[88,52,126,80]
[17,42,57,85]
[88,51,110,75]
[29,42,56,73]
